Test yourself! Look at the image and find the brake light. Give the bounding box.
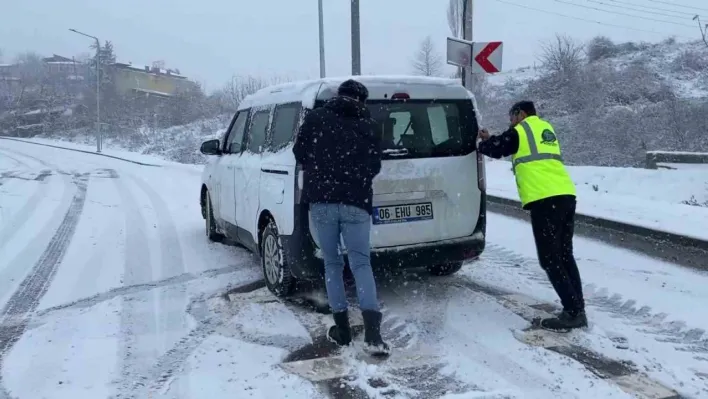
[391,93,410,100]
[295,165,303,203]
[477,150,486,191]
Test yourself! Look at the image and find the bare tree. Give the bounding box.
[12,52,49,108]
[538,34,583,76]
[412,36,443,77]
[447,0,463,38]
[212,75,288,114]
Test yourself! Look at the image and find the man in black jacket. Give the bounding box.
[293,79,389,356]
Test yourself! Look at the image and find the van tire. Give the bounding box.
[427,260,464,276]
[205,191,224,242]
[261,220,296,297]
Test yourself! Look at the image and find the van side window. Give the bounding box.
[225,110,249,153]
[246,109,271,153]
[268,102,301,151]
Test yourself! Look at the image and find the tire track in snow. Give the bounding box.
[482,244,708,361]
[0,166,56,251]
[0,147,53,169]
[126,173,188,397]
[380,277,556,398]
[0,173,88,399]
[0,171,76,319]
[0,169,52,255]
[0,148,32,169]
[113,174,158,398]
[125,280,264,398]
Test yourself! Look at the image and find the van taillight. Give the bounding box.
[295,165,303,203]
[477,150,486,191]
[391,93,410,100]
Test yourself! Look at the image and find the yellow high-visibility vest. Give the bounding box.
[511,115,576,207]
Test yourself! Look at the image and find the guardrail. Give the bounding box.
[645,151,708,169]
[0,136,161,167]
[486,194,708,271]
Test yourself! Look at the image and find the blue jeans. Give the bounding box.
[309,203,380,313]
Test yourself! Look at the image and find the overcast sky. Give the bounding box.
[1,0,705,91]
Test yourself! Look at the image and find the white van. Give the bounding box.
[199,76,486,297]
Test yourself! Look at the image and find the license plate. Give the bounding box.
[372,203,433,225]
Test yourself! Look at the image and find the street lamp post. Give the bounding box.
[351,0,361,75]
[69,28,101,153]
[318,0,326,78]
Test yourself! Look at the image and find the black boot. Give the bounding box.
[362,310,390,357]
[327,311,352,346]
[539,310,588,332]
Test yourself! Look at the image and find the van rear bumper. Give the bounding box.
[281,194,486,280]
[370,234,484,270]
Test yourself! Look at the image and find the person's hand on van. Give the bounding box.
[478,128,490,141]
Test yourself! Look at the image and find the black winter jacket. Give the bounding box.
[293,96,382,214]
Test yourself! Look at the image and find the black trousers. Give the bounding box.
[528,195,585,314]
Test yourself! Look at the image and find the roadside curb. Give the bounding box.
[0,136,162,167]
[487,194,708,271]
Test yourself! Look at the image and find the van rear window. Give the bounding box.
[367,100,478,160]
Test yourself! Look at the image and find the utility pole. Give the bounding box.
[351,0,361,75]
[318,0,326,78]
[461,0,474,89]
[69,28,101,152]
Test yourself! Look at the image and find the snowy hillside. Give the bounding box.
[485,38,708,99]
[476,37,708,168]
[37,117,229,164]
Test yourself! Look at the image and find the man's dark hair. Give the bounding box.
[338,79,369,102]
[509,100,537,117]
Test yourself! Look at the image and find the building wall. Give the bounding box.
[111,67,192,97]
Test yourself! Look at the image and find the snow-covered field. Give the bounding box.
[0,137,706,398]
[486,159,708,241]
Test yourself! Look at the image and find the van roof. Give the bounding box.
[238,75,476,110]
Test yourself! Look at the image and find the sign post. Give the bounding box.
[446,38,503,74]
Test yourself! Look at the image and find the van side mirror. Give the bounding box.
[200,139,222,155]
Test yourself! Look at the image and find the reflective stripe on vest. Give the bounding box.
[512,120,562,172]
[511,117,575,207]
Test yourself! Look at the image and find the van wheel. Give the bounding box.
[261,220,296,297]
[427,260,464,276]
[205,191,224,242]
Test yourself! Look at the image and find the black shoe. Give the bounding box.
[540,310,588,332]
[327,311,352,346]
[361,310,391,357]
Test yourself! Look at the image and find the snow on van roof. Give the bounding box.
[238,75,471,110]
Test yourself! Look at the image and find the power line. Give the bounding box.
[493,0,695,39]
[553,0,695,28]
[600,0,708,18]
[588,0,705,20]
[645,0,708,13]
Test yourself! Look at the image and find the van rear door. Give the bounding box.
[367,98,483,248]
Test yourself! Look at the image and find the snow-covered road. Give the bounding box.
[0,139,705,399]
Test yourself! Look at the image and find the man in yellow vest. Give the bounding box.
[477,100,587,332]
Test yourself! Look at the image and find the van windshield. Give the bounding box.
[367,99,478,160]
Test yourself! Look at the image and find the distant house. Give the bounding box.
[110,61,195,99]
[43,54,86,81]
